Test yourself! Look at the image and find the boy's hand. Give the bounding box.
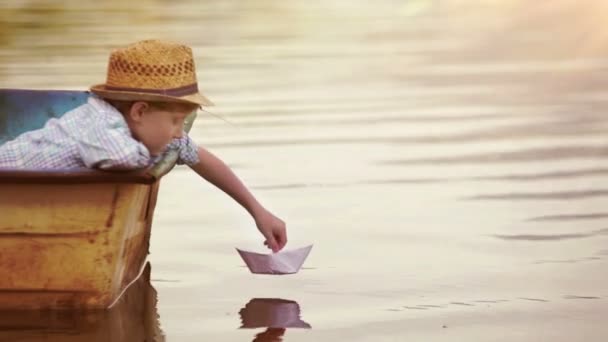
[254,209,287,253]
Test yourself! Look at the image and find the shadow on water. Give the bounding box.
[239,298,311,342]
[0,263,164,342]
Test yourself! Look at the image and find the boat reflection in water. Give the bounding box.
[239,298,311,342]
[0,263,164,342]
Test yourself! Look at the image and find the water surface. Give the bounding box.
[1,0,608,341]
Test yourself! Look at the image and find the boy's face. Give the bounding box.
[127,102,194,156]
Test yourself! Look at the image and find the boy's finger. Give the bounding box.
[264,235,279,253]
[262,233,277,252]
[275,232,287,250]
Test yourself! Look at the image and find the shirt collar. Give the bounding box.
[88,95,130,130]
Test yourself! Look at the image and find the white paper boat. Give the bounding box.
[236,245,313,275]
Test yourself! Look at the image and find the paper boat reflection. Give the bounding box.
[236,245,313,275]
[239,298,311,329]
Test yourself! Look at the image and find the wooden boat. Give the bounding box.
[0,89,195,310]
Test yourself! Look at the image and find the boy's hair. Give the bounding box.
[104,98,199,116]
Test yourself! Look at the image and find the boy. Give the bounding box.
[0,39,287,253]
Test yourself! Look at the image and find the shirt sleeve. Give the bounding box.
[165,132,200,166]
[77,121,151,170]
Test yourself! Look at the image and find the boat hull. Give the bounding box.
[0,181,159,309]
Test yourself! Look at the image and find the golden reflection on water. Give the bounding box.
[3,0,608,340]
[0,263,164,342]
[0,271,314,342]
[0,264,312,342]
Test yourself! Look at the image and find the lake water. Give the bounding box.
[1,0,608,341]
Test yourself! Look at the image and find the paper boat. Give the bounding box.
[236,245,313,275]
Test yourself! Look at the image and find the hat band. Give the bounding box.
[105,83,199,97]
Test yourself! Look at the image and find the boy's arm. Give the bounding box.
[189,146,287,252]
[78,123,151,170]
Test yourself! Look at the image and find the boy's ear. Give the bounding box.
[128,102,149,122]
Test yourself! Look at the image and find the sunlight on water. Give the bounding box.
[1,0,608,341]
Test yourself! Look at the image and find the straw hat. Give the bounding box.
[90,39,213,106]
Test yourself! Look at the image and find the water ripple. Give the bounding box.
[467,190,608,201]
[382,145,608,165]
[526,213,608,222]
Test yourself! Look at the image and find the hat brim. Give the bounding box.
[90,84,213,107]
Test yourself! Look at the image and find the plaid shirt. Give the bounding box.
[0,96,200,170]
